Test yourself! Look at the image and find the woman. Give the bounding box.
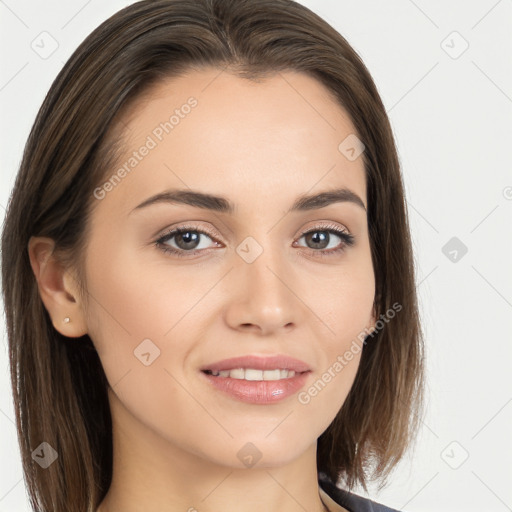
[1,1,424,511]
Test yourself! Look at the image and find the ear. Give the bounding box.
[27,236,88,338]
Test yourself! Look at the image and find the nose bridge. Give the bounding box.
[228,231,297,332]
[239,233,289,301]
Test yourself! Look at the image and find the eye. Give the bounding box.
[293,224,355,257]
[155,224,220,258]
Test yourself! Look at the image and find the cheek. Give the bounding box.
[83,244,204,435]
[83,240,163,374]
[302,259,375,342]
[323,283,374,344]
[83,238,216,384]
[300,262,374,400]
[85,239,193,338]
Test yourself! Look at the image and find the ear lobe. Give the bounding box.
[27,236,88,338]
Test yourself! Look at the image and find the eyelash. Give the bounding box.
[154,222,355,259]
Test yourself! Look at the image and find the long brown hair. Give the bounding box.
[1,0,424,510]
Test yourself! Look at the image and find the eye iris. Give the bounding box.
[306,231,329,249]
[176,231,200,250]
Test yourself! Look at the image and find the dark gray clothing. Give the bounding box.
[319,472,401,512]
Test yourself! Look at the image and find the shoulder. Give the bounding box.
[318,472,402,512]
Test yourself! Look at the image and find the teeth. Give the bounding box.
[208,368,297,380]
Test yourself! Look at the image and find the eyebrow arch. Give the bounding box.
[130,187,366,215]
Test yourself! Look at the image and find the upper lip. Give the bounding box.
[201,354,312,373]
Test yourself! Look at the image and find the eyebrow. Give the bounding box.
[130,187,366,215]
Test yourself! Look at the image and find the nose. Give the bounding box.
[223,245,298,336]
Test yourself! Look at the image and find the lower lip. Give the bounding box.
[201,370,311,404]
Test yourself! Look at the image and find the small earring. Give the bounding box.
[63,317,71,324]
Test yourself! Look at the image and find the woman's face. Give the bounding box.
[83,68,375,468]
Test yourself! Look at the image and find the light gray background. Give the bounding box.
[1,1,511,511]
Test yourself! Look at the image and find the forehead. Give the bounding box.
[120,67,358,142]
[98,68,367,216]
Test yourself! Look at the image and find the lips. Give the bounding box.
[200,354,312,373]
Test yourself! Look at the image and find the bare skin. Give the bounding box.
[29,68,376,512]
